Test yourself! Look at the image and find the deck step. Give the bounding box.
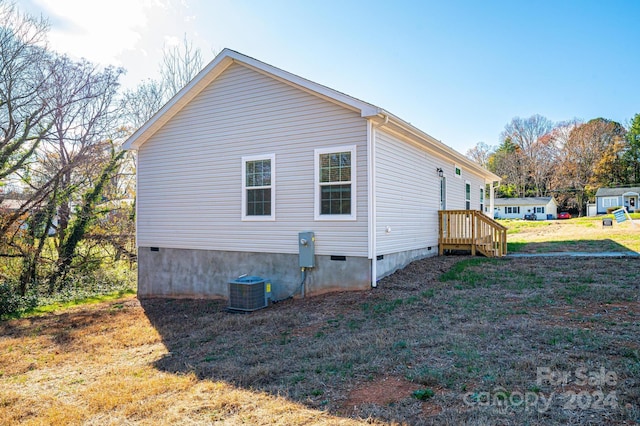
[438,210,507,258]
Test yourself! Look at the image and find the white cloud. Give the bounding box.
[33,0,161,66]
[163,35,180,47]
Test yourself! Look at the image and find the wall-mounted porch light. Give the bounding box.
[436,167,444,177]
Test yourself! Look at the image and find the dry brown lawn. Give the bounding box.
[1,255,639,425]
[505,217,640,253]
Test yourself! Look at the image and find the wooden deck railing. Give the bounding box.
[438,210,507,257]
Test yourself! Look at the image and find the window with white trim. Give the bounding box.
[465,182,471,209]
[479,187,484,212]
[242,154,275,220]
[602,197,618,208]
[505,206,520,214]
[535,206,545,214]
[315,146,356,220]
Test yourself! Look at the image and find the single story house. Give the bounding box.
[123,48,501,300]
[595,186,640,214]
[493,197,558,220]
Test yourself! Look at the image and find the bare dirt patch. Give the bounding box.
[345,376,421,406]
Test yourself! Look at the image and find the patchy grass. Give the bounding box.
[3,288,136,320]
[1,256,639,424]
[501,217,640,253]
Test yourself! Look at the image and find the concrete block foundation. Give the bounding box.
[137,247,371,300]
[376,246,438,280]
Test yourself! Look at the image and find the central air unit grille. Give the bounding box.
[228,276,270,312]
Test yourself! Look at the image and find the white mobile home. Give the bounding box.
[123,49,501,299]
[494,197,558,220]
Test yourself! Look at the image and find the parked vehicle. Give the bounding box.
[557,212,571,219]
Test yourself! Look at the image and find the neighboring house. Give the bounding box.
[123,49,501,300]
[0,198,58,235]
[595,186,640,214]
[494,197,558,220]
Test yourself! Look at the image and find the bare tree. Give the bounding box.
[0,0,52,180]
[160,34,203,98]
[120,35,209,131]
[553,118,626,215]
[120,79,165,130]
[500,115,555,196]
[466,142,493,169]
[36,57,124,255]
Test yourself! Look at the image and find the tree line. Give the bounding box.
[0,0,205,313]
[467,113,640,215]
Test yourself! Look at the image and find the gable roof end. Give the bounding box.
[122,49,380,150]
[122,49,499,182]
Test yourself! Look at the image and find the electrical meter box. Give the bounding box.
[298,231,315,268]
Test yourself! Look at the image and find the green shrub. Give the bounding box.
[0,282,38,318]
[0,263,136,319]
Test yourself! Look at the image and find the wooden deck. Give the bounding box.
[438,210,507,257]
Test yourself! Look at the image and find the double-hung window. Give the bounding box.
[315,146,356,220]
[602,197,618,208]
[242,154,275,220]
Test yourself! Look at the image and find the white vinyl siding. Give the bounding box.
[375,130,438,254]
[137,63,368,256]
[374,129,489,255]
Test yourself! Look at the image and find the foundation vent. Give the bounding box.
[228,276,271,312]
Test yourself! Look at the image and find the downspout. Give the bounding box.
[368,114,389,288]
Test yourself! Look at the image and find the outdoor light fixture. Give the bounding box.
[436,167,443,177]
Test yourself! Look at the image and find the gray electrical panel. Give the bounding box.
[298,231,315,268]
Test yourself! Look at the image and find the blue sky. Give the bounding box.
[19,0,640,153]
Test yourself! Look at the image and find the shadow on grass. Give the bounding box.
[140,294,391,421]
[508,238,634,254]
[139,255,640,424]
[138,257,464,424]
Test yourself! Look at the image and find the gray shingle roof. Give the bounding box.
[494,197,554,206]
[595,186,640,197]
